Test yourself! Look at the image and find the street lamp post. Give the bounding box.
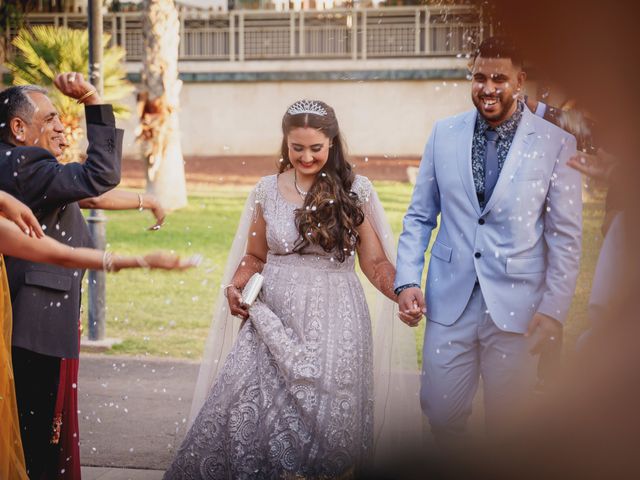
[87,0,107,342]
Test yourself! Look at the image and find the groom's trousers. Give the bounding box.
[421,284,538,440]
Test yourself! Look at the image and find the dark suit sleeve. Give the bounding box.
[13,104,123,211]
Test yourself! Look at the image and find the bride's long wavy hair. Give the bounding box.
[279,100,364,262]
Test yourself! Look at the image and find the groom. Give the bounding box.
[394,37,582,441]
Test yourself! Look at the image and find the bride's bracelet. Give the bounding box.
[222,284,237,297]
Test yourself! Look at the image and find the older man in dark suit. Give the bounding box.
[0,73,123,478]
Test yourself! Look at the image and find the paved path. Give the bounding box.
[77,352,483,477]
[78,354,199,472]
[82,466,164,479]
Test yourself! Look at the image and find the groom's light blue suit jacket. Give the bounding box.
[395,107,582,333]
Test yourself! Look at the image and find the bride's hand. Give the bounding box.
[226,285,249,320]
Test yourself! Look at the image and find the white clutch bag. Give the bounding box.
[241,272,264,307]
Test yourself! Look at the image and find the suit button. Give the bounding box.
[474,252,481,258]
[478,218,485,225]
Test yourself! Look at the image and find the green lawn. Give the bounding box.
[85,183,603,363]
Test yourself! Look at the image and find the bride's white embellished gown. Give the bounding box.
[165,175,379,479]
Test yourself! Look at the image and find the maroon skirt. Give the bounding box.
[50,323,81,479]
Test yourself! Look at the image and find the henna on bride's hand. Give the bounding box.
[370,261,398,302]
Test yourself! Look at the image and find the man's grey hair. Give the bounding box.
[0,85,48,144]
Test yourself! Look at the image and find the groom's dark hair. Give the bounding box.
[475,36,523,68]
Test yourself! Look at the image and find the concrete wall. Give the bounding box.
[4,57,548,159]
[118,78,480,158]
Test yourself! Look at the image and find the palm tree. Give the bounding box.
[138,0,187,211]
[5,25,132,163]
[0,2,26,65]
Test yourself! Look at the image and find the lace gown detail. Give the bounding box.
[165,175,376,479]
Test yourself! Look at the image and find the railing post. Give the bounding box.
[414,8,420,55]
[351,11,357,60]
[299,11,305,56]
[361,9,367,60]
[424,7,431,55]
[289,11,295,57]
[111,14,117,48]
[229,12,235,62]
[179,10,185,59]
[238,12,244,62]
[121,14,127,60]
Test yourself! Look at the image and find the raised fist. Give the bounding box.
[53,72,102,105]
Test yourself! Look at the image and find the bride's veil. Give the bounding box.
[188,187,259,425]
[189,177,423,455]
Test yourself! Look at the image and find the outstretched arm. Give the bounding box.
[79,190,165,230]
[0,216,196,271]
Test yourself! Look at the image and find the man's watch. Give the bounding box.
[394,283,420,296]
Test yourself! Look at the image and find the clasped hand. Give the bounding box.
[525,312,562,355]
[397,287,425,327]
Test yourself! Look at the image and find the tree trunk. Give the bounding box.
[138,0,187,210]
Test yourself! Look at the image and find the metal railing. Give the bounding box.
[5,5,488,62]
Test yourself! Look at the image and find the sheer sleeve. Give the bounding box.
[188,179,267,425]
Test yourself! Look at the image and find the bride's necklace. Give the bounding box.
[294,171,308,198]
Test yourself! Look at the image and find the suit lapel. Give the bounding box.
[482,108,536,215]
[456,111,482,216]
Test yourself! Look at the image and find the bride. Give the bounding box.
[165,100,422,478]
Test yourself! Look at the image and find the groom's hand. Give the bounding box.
[397,287,426,327]
[525,312,562,355]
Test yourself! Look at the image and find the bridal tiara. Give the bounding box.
[287,100,327,117]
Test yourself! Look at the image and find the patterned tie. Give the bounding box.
[484,129,499,203]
